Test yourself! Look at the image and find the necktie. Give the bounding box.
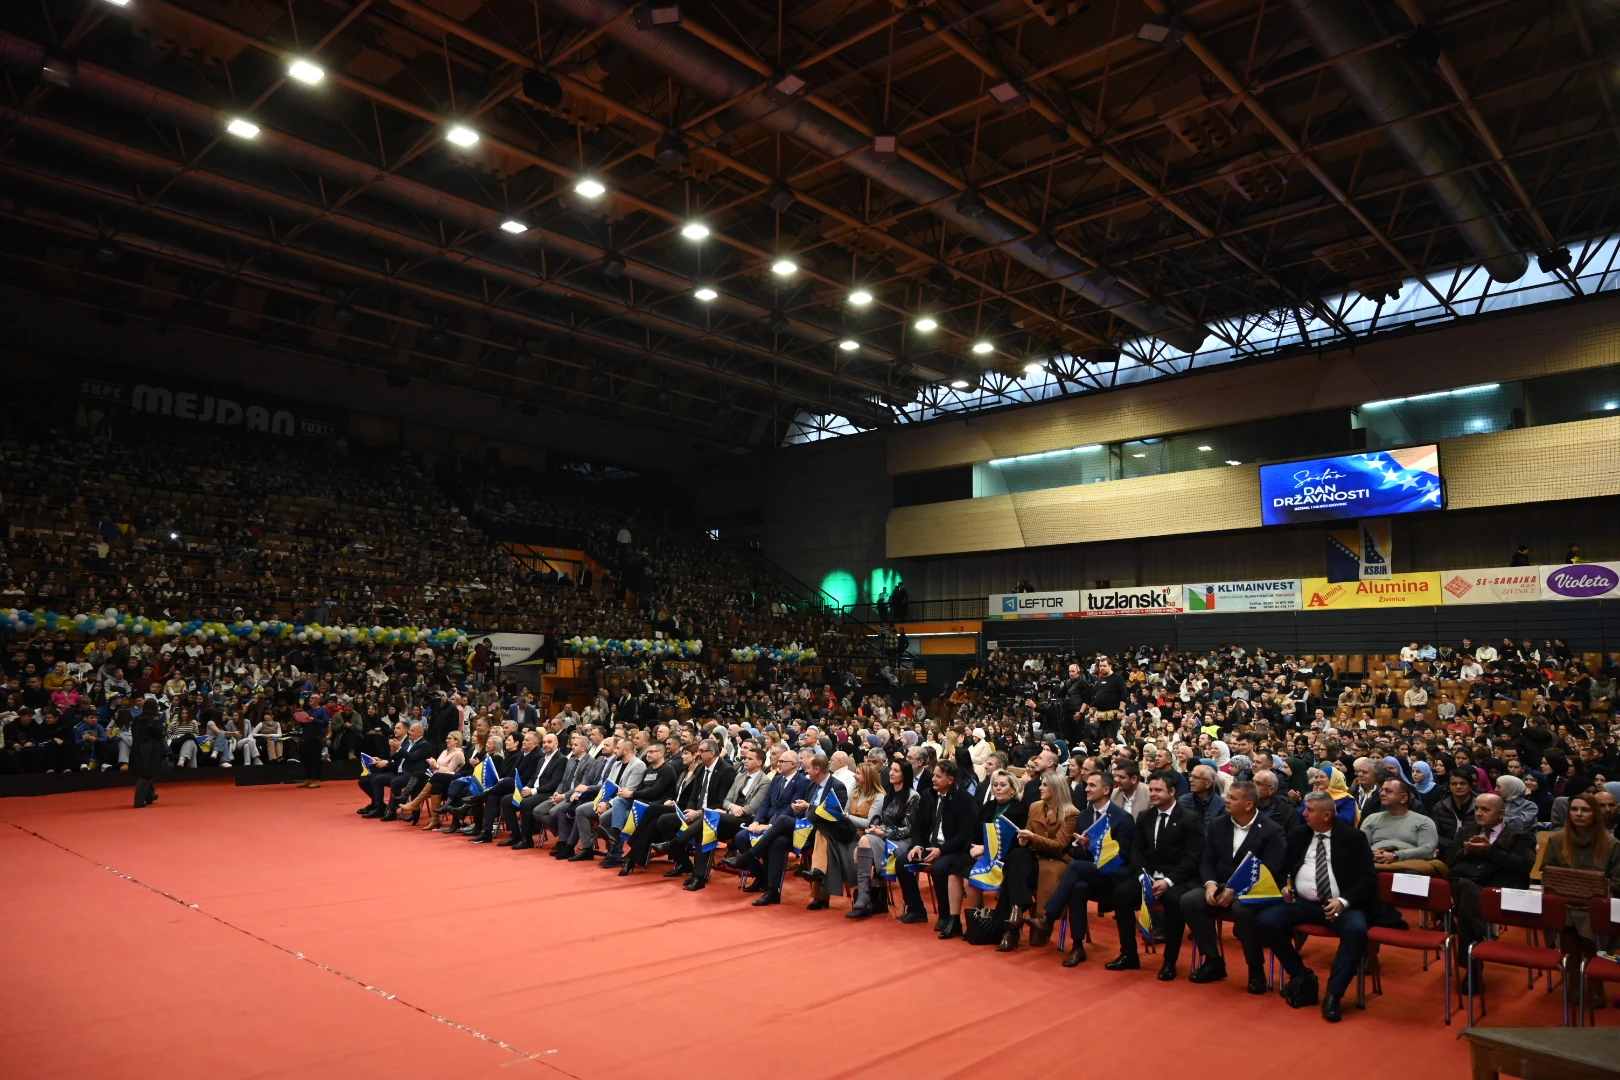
[1155,812,1167,845]
[1314,834,1332,902]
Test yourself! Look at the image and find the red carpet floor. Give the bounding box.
[2,781,1554,1079]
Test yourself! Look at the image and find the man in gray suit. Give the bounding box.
[682,745,771,890]
[551,735,619,859]
[568,736,645,862]
[525,731,592,848]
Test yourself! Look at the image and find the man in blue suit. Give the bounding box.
[721,747,811,906]
[1030,770,1136,967]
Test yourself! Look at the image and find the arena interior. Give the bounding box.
[3,0,1620,1076]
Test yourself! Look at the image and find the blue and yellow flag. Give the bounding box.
[700,808,721,853]
[466,755,498,796]
[623,800,650,837]
[1084,812,1124,873]
[968,816,1019,891]
[511,769,526,806]
[1225,851,1283,904]
[359,752,381,777]
[791,816,813,853]
[1136,871,1156,944]
[814,787,844,823]
[591,778,618,812]
[882,840,900,881]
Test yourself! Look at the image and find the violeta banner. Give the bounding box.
[1539,563,1620,601]
[988,591,1081,619]
[1440,568,1543,605]
[1302,573,1443,609]
[1183,580,1304,613]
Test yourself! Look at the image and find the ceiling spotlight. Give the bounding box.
[499,219,528,234]
[1024,362,1044,375]
[446,124,479,147]
[693,286,718,301]
[1605,401,1618,411]
[949,379,970,389]
[838,339,859,352]
[287,59,325,85]
[1131,453,1147,458]
[848,290,873,306]
[1225,459,1242,466]
[1197,445,1212,452]
[771,258,797,276]
[573,177,606,199]
[680,221,709,240]
[914,317,938,332]
[226,118,260,140]
[971,341,993,355]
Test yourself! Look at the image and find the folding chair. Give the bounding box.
[1468,888,1570,1026]
[1579,898,1620,1026]
[1360,874,1456,1023]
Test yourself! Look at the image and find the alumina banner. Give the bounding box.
[1302,573,1444,609]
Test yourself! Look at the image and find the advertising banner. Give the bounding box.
[1183,580,1303,613]
[479,632,549,667]
[1080,584,1184,617]
[1441,568,1543,605]
[1260,446,1443,525]
[1539,563,1620,601]
[78,367,343,439]
[1302,573,1443,609]
[988,591,1081,619]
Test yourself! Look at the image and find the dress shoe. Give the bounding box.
[938,916,963,940]
[1188,959,1227,984]
[355,806,372,815]
[1247,971,1269,995]
[721,853,750,870]
[751,892,781,907]
[1283,971,1320,1009]
[803,868,826,884]
[683,877,707,892]
[1320,993,1342,1023]
[1157,963,1177,982]
[897,911,928,924]
[650,840,674,857]
[741,879,768,894]
[1062,944,1086,967]
[567,850,597,861]
[469,834,493,843]
[1104,954,1141,971]
[380,810,398,822]
[497,837,520,847]
[600,855,625,869]
[509,839,534,850]
[663,867,687,878]
[807,897,830,911]
[360,808,384,818]
[550,843,574,859]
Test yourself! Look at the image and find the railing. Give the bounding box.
[847,596,988,623]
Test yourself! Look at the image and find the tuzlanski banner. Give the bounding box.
[1441,567,1543,605]
[1183,580,1303,613]
[1080,585,1184,617]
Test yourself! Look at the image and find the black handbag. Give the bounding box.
[963,906,1007,946]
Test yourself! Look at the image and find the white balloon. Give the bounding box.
[104,606,119,619]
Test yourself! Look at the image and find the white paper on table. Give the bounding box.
[1390,872,1431,898]
[1500,887,1543,915]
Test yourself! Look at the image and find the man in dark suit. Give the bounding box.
[721,747,811,904]
[605,742,676,873]
[650,738,738,883]
[684,746,769,889]
[503,731,565,849]
[1028,770,1134,965]
[1180,779,1286,994]
[472,728,542,843]
[374,722,434,820]
[1442,792,1536,989]
[1107,770,1204,978]
[907,759,977,938]
[526,731,592,848]
[1257,789,1386,1022]
[800,755,853,911]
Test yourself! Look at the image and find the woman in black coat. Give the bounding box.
[130,706,166,808]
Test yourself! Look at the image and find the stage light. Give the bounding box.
[499,219,528,234]
[574,178,606,198]
[1131,453,1146,458]
[971,341,993,354]
[950,379,970,389]
[446,125,479,147]
[1604,402,1617,410]
[914,317,937,332]
[771,258,797,276]
[681,221,709,240]
[1024,362,1044,375]
[839,339,859,351]
[287,59,325,85]
[226,118,260,139]
[169,531,179,540]
[1225,459,1242,466]
[848,289,873,306]
[693,286,718,301]
[1197,445,1212,451]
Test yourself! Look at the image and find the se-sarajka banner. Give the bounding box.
[1303,573,1443,609]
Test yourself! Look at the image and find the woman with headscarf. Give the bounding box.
[1411,760,1439,812]
[1305,765,1360,827]
[1525,770,1555,822]
[1493,773,1538,831]
[1542,792,1620,1009]
[1226,754,1255,784]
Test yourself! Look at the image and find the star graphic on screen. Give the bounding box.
[1397,473,1419,490]
[1380,467,1403,485]
[1421,483,1441,504]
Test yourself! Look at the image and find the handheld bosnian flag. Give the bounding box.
[359,752,382,777]
[882,840,900,881]
[700,808,721,853]
[1084,812,1124,873]
[814,787,844,823]
[511,769,526,806]
[591,779,618,812]
[1225,851,1284,904]
[467,755,498,796]
[1135,871,1157,944]
[623,801,650,837]
[791,816,813,853]
[968,816,1019,891]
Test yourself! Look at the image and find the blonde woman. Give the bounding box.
[811,760,886,908]
[1005,770,1080,952]
[956,769,1028,920]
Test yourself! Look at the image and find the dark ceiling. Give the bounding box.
[1,0,1617,449]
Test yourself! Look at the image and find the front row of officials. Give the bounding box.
[356,727,1440,1023]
